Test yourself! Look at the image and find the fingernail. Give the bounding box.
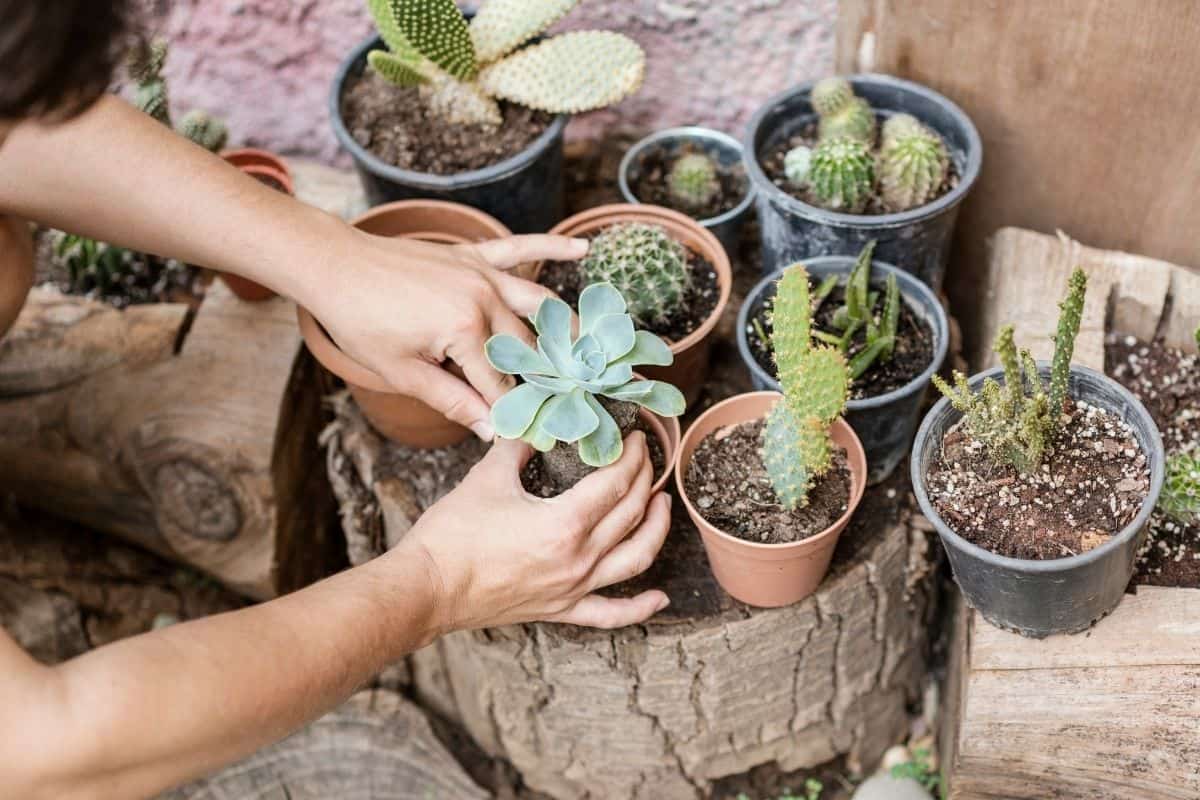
[470,420,495,442]
[655,595,671,612]
[664,493,673,510]
[568,237,589,256]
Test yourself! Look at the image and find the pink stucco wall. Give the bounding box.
[153,0,836,162]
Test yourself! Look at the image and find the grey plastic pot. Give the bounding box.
[737,255,948,484]
[743,74,982,290]
[911,364,1165,638]
[330,35,567,234]
[618,126,754,257]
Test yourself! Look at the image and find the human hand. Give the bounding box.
[0,214,34,339]
[393,431,672,630]
[305,230,586,441]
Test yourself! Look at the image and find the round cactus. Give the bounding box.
[808,137,875,213]
[580,223,689,326]
[881,113,926,147]
[783,145,813,187]
[810,76,855,117]
[818,97,876,144]
[879,129,949,212]
[178,110,229,153]
[667,153,719,212]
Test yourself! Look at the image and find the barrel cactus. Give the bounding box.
[783,145,813,187]
[879,127,949,211]
[818,97,876,144]
[810,77,855,117]
[881,113,926,147]
[667,153,720,212]
[808,137,875,213]
[580,223,689,327]
[178,110,229,153]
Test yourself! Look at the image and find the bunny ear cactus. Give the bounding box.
[932,268,1087,473]
[667,153,720,212]
[580,223,690,327]
[879,126,949,212]
[486,283,685,483]
[762,264,850,510]
[808,137,875,213]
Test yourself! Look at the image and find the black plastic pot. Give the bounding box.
[618,126,754,257]
[737,255,948,484]
[743,74,982,290]
[911,364,1165,638]
[330,35,567,234]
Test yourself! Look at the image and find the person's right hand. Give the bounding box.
[390,430,672,631]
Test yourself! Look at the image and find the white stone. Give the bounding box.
[880,745,913,771]
[852,775,934,800]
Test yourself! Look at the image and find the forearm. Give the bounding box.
[1,544,443,800]
[0,95,346,306]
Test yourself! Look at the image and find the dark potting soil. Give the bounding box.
[760,120,959,215]
[683,419,851,544]
[746,283,935,399]
[925,400,1151,560]
[628,146,747,221]
[1106,333,1200,588]
[341,70,553,175]
[537,249,720,346]
[520,414,667,499]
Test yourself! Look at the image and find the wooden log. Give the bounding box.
[938,228,1200,799]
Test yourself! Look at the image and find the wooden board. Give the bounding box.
[936,228,1200,799]
[836,0,1200,355]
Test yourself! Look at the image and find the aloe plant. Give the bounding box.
[811,241,901,379]
[486,283,685,487]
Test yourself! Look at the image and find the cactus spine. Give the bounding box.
[879,127,949,211]
[761,264,850,510]
[808,137,875,213]
[667,153,720,212]
[580,223,689,327]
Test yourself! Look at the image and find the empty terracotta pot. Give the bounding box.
[219,154,296,301]
[221,147,294,180]
[674,391,868,608]
[540,204,732,407]
[297,200,512,448]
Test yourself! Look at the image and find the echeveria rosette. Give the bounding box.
[485,283,686,467]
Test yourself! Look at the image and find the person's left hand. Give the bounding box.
[304,230,586,441]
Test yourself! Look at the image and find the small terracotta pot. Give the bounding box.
[221,147,294,181]
[674,391,868,608]
[297,200,512,448]
[219,156,296,302]
[540,204,732,407]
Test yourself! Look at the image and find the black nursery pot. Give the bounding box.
[330,35,567,234]
[743,74,982,290]
[737,255,948,484]
[911,364,1165,638]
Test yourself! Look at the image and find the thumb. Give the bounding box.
[382,358,495,442]
[470,235,588,271]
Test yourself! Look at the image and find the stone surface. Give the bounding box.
[852,774,934,800]
[149,0,836,161]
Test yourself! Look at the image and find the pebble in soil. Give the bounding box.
[1106,333,1200,587]
[683,419,851,544]
[746,282,935,399]
[925,399,1151,560]
[628,146,749,221]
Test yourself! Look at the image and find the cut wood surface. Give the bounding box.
[836,0,1200,355]
[938,227,1200,800]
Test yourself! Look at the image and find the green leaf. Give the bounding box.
[591,363,634,390]
[491,383,553,438]
[611,330,673,368]
[849,336,892,378]
[391,0,477,79]
[589,313,636,361]
[520,372,574,394]
[485,334,552,375]
[578,393,623,467]
[541,388,599,443]
[521,399,557,451]
[578,282,627,334]
[534,296,573,343]
[571,333,606,378]
[605,380,685,417]
[368,0,418,57]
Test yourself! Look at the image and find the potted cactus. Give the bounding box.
[487,283,685,494]
[331,0,645,234]
[737,241,948,483]
[676,264,867,608]
[743,75,982,288]
[911,269,1165,637]
[618,127,754,256]
[536,204,732,406]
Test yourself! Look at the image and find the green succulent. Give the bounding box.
[667,152,719,212]
[53,232,137,295]
[933,268,1087,473]
[881,113,926,147]
[818,97,875,144]
[486,283,685,467]
[810,76,855,117]
[811,241,900,379]
[808,137,875,213]
[879,127,949,212]
[580,222,689,327]
[177,109,229,153]
[366,0,645,126]
[783,145,812,187]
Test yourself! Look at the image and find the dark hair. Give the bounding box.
[0,0,135,121]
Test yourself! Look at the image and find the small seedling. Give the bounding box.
[580,222,690,327]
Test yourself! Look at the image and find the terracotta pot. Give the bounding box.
[540,204,732,407]
[219,157,296,301]
[674,391,868,608]
[221,147,294,182]
[642,408,681,496]
[297,200,512,448]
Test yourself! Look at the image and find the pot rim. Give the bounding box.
[330,34,569,191]
[617,126,756,229]
[297,199,512,393]
[674,390,868,551]
[742,73,983,229]
[641,407,682,496]
[236,163,296,195]
[540,203,732,359]
[910,363,1166,573]
[737,255,949,409]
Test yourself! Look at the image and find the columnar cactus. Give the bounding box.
[881,113,926,147]
[1160,449,1200,526]
[761,264,850,510]
[366,0,645,127]
[815,241,900,378]
[932,268,1087,473]
[178,110,229,153]
[878,127,949,212]
[808,137,875,213]
[53,232,137,295]
[667,153,720,212]
[580,223,689,327]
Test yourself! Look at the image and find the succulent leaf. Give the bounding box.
[579,282,627,333]
[492,383,553,437]
[485,334,554,375]
[590,313,637,361]
[368,48,430,87]
[469,0,578,64]
[391,0,477,79]
[612,330,673,368]
[1049,268,1086,421]
[604,380,686,417]
[368,0,419,57]
[541,388,599,442]
[578,393,622,467]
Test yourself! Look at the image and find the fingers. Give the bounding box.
[557,431,649,533]
[451,342,515,406]
[488,270,557,319]
[476,436,535,475]
[548,590,670,628]
[380,358,494,441]
[470,235,588,271]
[586,493,672,591]
[487,302,537,348]
[584,444,654,559]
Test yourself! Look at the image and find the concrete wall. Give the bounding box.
[154,0,835,162]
